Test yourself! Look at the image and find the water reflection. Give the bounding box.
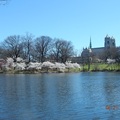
[102,73,120,120]
[0,72,120,119]
[103,73,120,104]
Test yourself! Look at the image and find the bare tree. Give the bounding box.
[0,46,5,58]
[52,39,63,62]
[112,47,120,63]
[35,36,52,62]
[61,40,74,63]
[52,39,74,63]
[2,35,23,62]
[102,47,119,61]
[22,33,34,62]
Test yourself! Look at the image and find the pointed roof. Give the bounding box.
[89,37,92,49]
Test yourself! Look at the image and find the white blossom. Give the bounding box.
[72,63,81,68]
[16,57,24,63]
[107,59,115,64]
[54,62,66,72]
[54,62,66,69]
[14,63,26,70]
[1,57,81,72]
[41,61,55,69]
[3,58,14,70]
[65,62,81,69]
[65,62,74,68]
[27,62,42,70]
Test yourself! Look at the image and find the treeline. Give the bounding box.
[0,33,75,63]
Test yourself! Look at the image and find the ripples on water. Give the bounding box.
[0,72,120,120]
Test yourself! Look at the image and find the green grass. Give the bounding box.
[81,63,120,71]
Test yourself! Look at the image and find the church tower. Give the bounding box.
[89,37,92,49]
[104,35,116,48]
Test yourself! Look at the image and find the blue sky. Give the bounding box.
[0,0,120,53]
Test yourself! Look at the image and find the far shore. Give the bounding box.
[0,67,120,74]
[1,59,120,74]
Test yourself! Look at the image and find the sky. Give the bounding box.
[0,0,120,54]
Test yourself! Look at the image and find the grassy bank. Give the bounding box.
[81,63,120,72]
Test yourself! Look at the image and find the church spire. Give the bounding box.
[89,37,92,49]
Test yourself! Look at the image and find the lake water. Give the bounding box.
[0,72,120,120]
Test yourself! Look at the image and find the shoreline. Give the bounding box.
[0,69,120,74]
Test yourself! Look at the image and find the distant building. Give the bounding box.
[81,35,117,62]
[69,35,119,64]
[104,35,116,48]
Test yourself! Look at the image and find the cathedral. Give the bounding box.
[70,35,119,63]
[81,35,117,60]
